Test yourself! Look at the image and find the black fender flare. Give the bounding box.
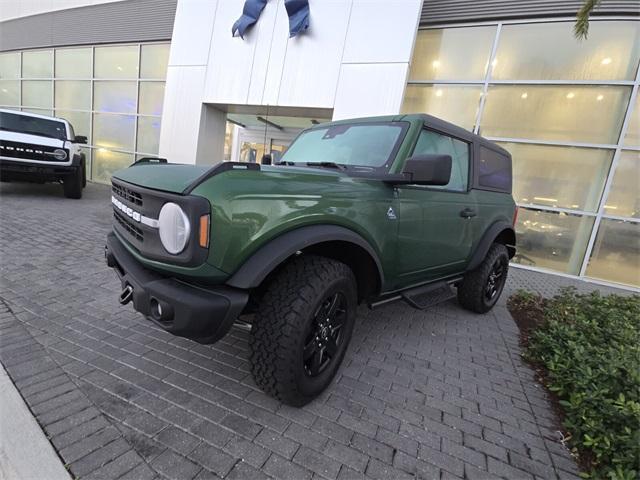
[226,225,385,290]
[466,221,516,271]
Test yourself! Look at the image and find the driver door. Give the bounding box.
[395,128,477,287]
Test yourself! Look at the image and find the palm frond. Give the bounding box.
[574,0,602,40]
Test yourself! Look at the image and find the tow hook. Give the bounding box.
[119,285,133,305]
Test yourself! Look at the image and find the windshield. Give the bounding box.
[280,122,407,170]
[0,111,67,140]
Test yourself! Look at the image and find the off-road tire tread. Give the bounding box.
[249,255,356,406]
[457,243,508,313]
[63,167,83,199]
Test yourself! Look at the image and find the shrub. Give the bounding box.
[518,288,640,480]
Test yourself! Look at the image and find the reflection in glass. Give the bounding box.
[94,46,139,79]
[93,81,137,113]
[0,80,20,105]
[137,116,161,154]
[498,142,613,212]
[55,48,92,78]
[140,44,170,79]
[604,151,639,218]
[138,82,165,116]
[22,50,53,78]
[513,208,594,274]
[0,53,20,79]
[55,110,90,138]
[93,113,136,151]
[409,26,496,81]
[481,85,631,144]
[55,81,91,110]
[586,219,639,287]
[22,81,52,109]
[93,149,133,184]
[402,84,482,132]
[623,94,639,147]
[492,21,640,81]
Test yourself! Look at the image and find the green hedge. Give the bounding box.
[516,288,640,480]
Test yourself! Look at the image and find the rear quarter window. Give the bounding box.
[477,145,512,192]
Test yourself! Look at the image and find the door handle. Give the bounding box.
[460,207,477,218]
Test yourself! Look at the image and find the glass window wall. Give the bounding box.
[499,142,613,212]
[492,21,640,81]
[481,85,630,144]
[603,151,640,218]
[402,84,482,131]
[405,19,640,287]
[0,43,169,183]
[586,219,639,286]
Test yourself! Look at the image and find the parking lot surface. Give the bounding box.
[0,182,624,480]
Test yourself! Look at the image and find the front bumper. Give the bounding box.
[0,159,79,181]
[105,232,248,344]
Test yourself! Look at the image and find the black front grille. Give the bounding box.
[112,182,143,206]
[114,210,144,242]
[0,140,68,163]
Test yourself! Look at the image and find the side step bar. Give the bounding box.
[369,278,461,310]
[401,282,456,310]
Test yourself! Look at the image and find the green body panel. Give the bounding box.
[114,163,209,193]
[111,114,516,295]
[191,166,400,290]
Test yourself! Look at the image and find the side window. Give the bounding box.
[478,146,512,192]
[413,129,469,191]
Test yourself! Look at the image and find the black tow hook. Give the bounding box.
[119,285,134,305]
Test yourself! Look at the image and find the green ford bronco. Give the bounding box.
[105,114,517,406]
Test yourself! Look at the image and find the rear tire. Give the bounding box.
[457,243,509,313]
[63,165,84,199]
[249,255,357,406]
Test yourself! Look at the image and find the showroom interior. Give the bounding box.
[0,0,638,289]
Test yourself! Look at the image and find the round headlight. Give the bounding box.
[53,149,67,161]
[158,202,190,254]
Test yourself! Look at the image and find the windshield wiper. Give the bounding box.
[305,161,347,171]
[275,160,295,166]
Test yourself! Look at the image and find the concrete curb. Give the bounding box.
[0,362,71,480]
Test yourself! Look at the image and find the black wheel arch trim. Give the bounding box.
[466,221,516,272]
[226,225,385,290]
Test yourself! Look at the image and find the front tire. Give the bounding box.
[249,255,357,406]
[63,165,84,199]
[457,243,509,313]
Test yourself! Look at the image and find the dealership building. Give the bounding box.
[1,0,638,288]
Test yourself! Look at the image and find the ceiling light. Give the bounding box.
[491,59,498,67]
[435,89,443,97]
[521,92,528,99]
[566,92,575,99]
[117,66,123,71]
[596,94,604,101]
[432,60,440,69]
[601,57,612,65]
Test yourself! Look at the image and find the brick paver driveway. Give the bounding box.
[1,182,620,480]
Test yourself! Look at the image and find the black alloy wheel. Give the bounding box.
[303,292,347,377]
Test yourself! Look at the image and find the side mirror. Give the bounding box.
[401,154,452,185]
[75,135,88,144]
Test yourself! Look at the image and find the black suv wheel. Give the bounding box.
[63,161,85,199]
[457,243,509,313]
[249,255,357,406]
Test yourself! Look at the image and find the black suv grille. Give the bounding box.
[112,182,143,206]
[0,140,68,163]
[114,210,144,242]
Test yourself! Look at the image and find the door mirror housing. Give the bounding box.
[396,154,452,185]
[74,135,88,144]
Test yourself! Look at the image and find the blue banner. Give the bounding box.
[232,0,310,39]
